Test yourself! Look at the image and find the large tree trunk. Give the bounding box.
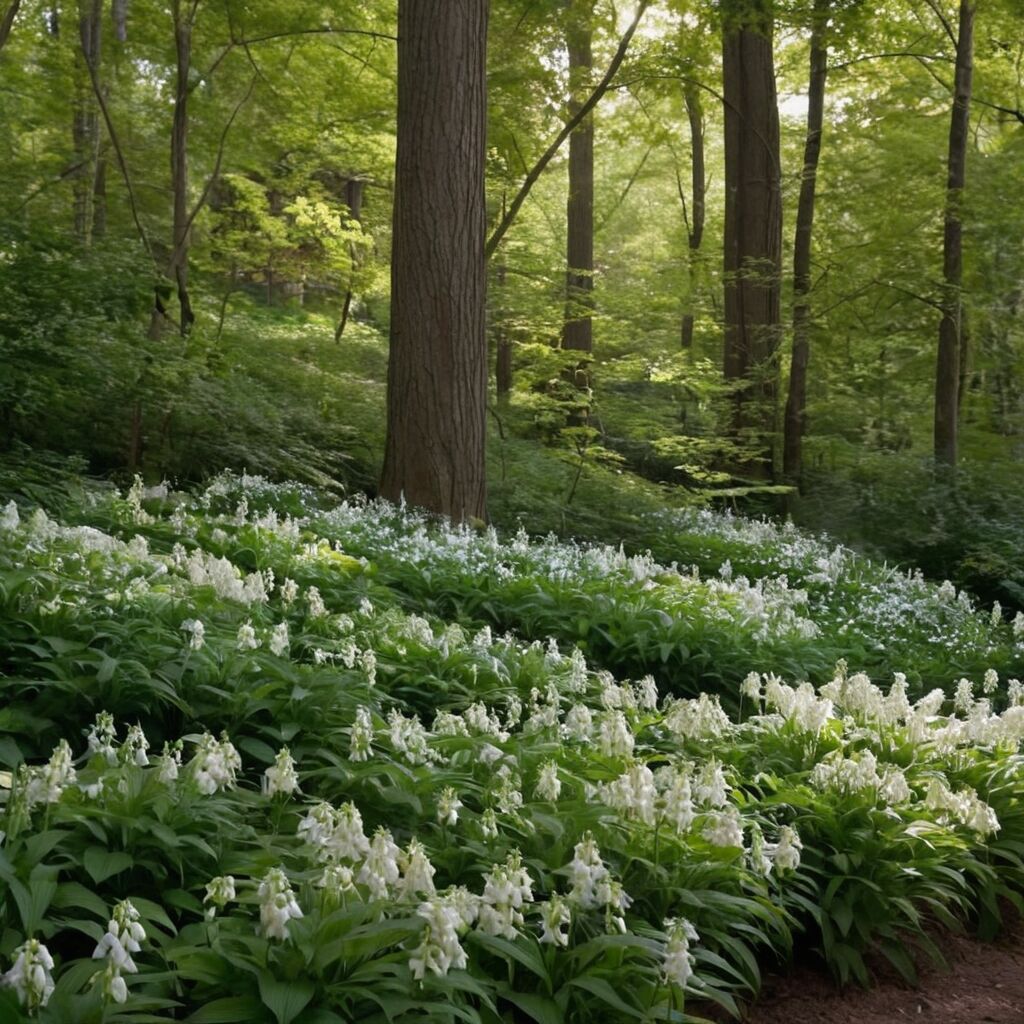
[934,1,974,467]
[680,81,705,350]
[170,0,194,335]
[782,0,829,486]
[0,1,21,51]
[73,0,102,243]
[562,0,594,355]
[722,0,782,478]
[380,0,489,522]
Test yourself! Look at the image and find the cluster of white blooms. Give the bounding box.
[656,765,696,833]
[359,827,402,898]
[702,806,745,849]
[925,778,1001,837]
[258,868,304,940]
[87,711,118,765]
[236,620,261,651]
[181,617,205,650]
[535,761,562,802]
[184,549,268,606]
[0,499,20,531]
[437,787,462,826]
[92,899,146,1003]
[397,838,437,901]
[693,760,730,808]
[306,586,327,619]
[203,875,236,919]
[387,709,438,766]
[491,764,524,815]
[2,939,55,1012]
[538,894,572,946]
[600,762,657,824]
[263,747,299,797]
[349,706,373,761]
[566,832,630,931]
[598,709,634,758]
[280,577,299,606]
[763,676,834,733]
[662,917,699,988]
[478,850,534,939]
[664,693,732,742]
[269,621,290,657]
[157,740,183,784]
[21,740,77,810]
[190,733,242,795]
[120,724,149,767]
[564,702,594,741]
[810,750,882,796]
[409,888,479,980]
[767,826,803,873]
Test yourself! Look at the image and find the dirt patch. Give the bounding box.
[743,917,1024,1024]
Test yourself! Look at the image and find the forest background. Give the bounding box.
[0,0,1022,612]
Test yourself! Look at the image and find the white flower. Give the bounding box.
[693,760,729,808]
[983,669,999,695]
[280,578,299,607]
[769,825,803,873]
[121,724,149,767]
[954,678,974,714]
[87,711,118,766]
[204,876,236,918]
[658,767,695,834]
[535,761,561,802]
[349,707,373,762]
[258,868,303,940]
[937,579,956,603]
[564,703,593,741]
[598,710,634,758]
[538,894,572,946]
[568,832,609,910]
[181,618,205,650]
[191,733,241,794]
[358,827,401,899]
[740,671,762,702]
[269,622,290,657]
[601,762,657,824]
[236,621,261,651]
[157,741,183,784]
[634,674,659,710]
[2,938,55,1011]
[437,787,462,827]
[410,894,471,979]
[480,808,498,839]
[478,850,533,940]
[1013,612,1024,639]
[397,838,437,901]
[662,917,698,989]
[991,602,1003,627]
[748,823,772,877]
[0,500,20,531]
[306,586,327,619]
[263,747,299,797]
[93,899,146,1003]
[23,740,77,809]
[702,806,744,849]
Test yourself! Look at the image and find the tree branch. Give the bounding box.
[0,0,20,51]
[484,0,650,260]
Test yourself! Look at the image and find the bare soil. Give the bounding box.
[743,917,1024,1024]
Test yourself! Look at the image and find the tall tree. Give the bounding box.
[380,0,489,521]
[721,0,782,476]
[782,0,830,485]
[934,0,975,466]
[679,80,705,350]
[563,0,594,355]
[73,0,102,242]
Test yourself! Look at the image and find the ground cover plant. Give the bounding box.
[1,474,1024,1022]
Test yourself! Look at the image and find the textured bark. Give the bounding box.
[111,0,127,41]
[495,259,512,400]
[170,0,194,334]
[73,0,102,242]
[680,82,705,350]
[380,0,489,521]
[782,0,829,485]
[722,0,782,476]
[934,1,974,466]
[562,0,594,355]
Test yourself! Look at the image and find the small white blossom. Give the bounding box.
[258,868,303,940]
[263,747,299,797]
[2,938,55,1012]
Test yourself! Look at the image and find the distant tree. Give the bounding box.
[934,0,975,466]
[380,0,489,521]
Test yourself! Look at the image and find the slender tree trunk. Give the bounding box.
[934,0,974,467]
[380,0,489,521]
[562,0,594,355]
[170,0,194,335]
[782,0,829,486]
[73,0,102,243]
[495,260,512,400]
[0,0,21,50]
[111,0,127,41]
[680,81,705,350]
[335,177,364,342]
[722,0,782,478]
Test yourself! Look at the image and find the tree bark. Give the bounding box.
[73,0,102,243]
[495,259,512,400]
[722,0,782,478]
[380,0,489,522]
[111,0,127,41]
[170,0,194,335]
[680,81,705,350]
[934,0,974,467]
[782,0,829,485]
[0,0,20,50]
[562,0,594,355]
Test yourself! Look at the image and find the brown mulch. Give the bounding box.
[740,916,1024,1024]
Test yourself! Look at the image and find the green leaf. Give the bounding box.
[185,995,268,1023]
[258,972,315,1024]
[566,977,644,1019]
[497,987,562,1024]
[84,847,134,884]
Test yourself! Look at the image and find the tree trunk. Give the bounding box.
[111,0,127,42]
[170,0,194,335]
[495,260,512,400]
[73,0,102,243]
[934,1,974,467]
[782,0,829,486]
[0,0,21,51]
[722,0,782,478]
[680,81,705,350]
[380,0,489,522]
[335,177,364,342]
[562,0,594,356]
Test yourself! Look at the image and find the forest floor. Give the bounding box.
[743,914,1024,1024]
